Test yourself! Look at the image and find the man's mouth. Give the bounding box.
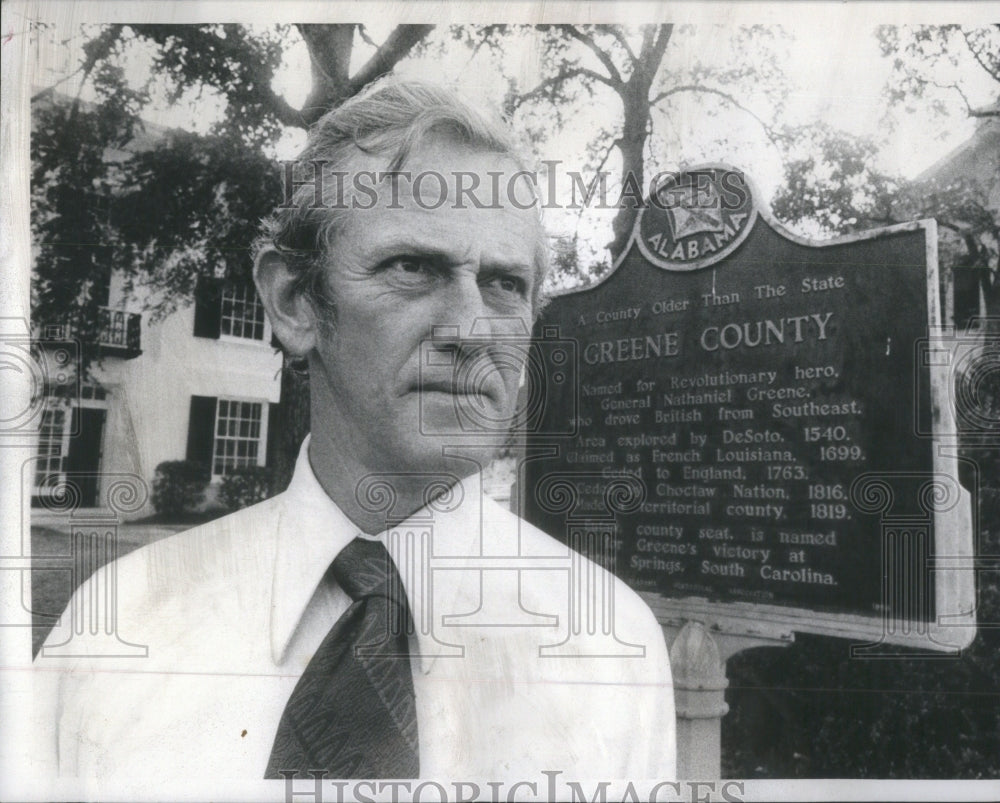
[415,376,505,404]
[418,381,493,399]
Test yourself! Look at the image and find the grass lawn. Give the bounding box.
[29,523,188,657]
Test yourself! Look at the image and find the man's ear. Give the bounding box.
[254,246,318,357]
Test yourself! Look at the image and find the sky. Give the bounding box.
[29,21,998,274]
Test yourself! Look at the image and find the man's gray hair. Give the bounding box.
[256,76,549,319]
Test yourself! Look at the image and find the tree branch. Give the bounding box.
[934,218,976,237]
[594,25,637,67]
[356,24,378,50]
[929,79,1000,118]
[652,83,779,141]
[300,24,355,90]
[347,24,435,96]
[573,134,620,235]
[31,68,86,102]
[464,25,510,63]
[555,25,625,88]
[261,86,308,128]
[639,26,656,64]
[33,25,125,103]
[963,28,1000,84]
[514,66,619,109]
[296,24,355,123]
[646,24,674,74]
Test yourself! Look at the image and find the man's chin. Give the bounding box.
[388,439,503,481]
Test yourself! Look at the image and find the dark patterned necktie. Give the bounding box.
[266,537,420,778]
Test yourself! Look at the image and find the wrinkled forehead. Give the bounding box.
[345,139,540,212]
[329,138,546,264]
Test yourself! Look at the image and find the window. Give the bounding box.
[80,384,107,401]
[220,283,266,340]
[33,386,109,507]
[193,277,269,342]
[34,402,69,490]
[186,395,270,478]
[213,399,263,476]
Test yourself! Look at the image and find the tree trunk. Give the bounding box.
[609,24,671,260]
[610,86,649,258]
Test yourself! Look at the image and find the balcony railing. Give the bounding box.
[97,307,142,357]
[37,307,143,359]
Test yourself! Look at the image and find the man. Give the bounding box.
[30,78,675,783]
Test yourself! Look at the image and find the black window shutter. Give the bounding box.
[186,395,217,472]
[193,276,222,338]
[952,257,984,330]
[265,401,280,467]
[92,266,112,306]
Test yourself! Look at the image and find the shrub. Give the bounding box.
[151,460,210,517]
[219,465,274,511]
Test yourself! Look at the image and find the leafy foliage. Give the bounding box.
[219,465,275,511]
[877,25,1000,123]
[31,66,145,363]
[757,24,999,328]
[129,24,291,144]
[724,497,1000,778]
[31,23,434,489]
[772,125,998,323]
[31,23,434,339]
[113,130,283,321]
[151,460,210,517]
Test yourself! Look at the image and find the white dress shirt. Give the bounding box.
[29,438,675,783]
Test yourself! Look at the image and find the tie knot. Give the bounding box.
[331,537,402,602]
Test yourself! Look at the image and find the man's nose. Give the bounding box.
[425,273,493,360]
[433,272,489,341]
[426,273,530,365]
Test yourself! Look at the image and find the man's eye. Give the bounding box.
[377,257,441,283]
[390,257,431,274]
[485,275,528,296]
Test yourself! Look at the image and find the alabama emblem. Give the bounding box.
[634,165,757,271]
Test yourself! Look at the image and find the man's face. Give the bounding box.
[307,139,542,477]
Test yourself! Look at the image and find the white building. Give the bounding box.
[32,277,283,521]
[31,96,283,520]
[914,104,1000,328]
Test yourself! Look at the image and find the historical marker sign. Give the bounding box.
[522,165,975,651]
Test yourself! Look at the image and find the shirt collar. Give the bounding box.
[269,435,487,674]
[269,434,360,666]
